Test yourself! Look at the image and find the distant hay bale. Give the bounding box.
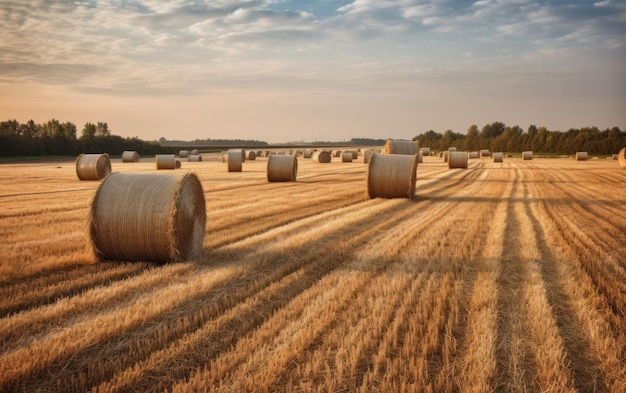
[312,150,331,163]
[448,147,456,152]
[179,150,189,158]
[90,172,206,262]
[227,150,243,172]
[618,147,626,168]
[121,150,140,163]
[247,151,257,161]
[190,149,199,156]
[522,151,533,160]
[421,147,431,156]
[350,150,358,159]
[334,150,342,157]
[188,154,203,162]
[156,154,177,170]
[612,154,617,160]
[443,151,449,163]
[575,152,588,161]
[364,149,375,164]
[342,152,354,162]
[303,150,312,158]
[76,153,111,180]
[383,139,419,155]
[367,153,418,199]
[256,150,263,157]
[480,149,490,157]
[176,160,181,169]
[493,152,504,163]
[267,154,297,182]
[448,151,469,169]
[417,150,423,163]
[468,151,480,159]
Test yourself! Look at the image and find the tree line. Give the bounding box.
[413,122,626,155]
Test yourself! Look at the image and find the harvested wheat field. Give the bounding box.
[1,153,625,393]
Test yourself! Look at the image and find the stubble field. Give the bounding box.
[0,151,625,392]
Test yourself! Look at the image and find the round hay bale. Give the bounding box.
[247,151,257,161]
[176,160,182,169]
[267,154,297,182]
[493,152,504,163]
[448,147,456,152]
[312,150,331,163]
[364,149,375,164]
[522,151,533,160]
[618,147,626,169]
[334,150,342,157]
[383,139,418,155]
[76,153,111,181]
[350,150,358,159]
[342,152,353,162]
[575,152,588,161]
[90,172,206,262]
[227,150,243,172]
[179,150,189,158]
[418,150,423,163]
[448,151,469,169]
[367,153,418,199]
[156,154,177,170]
[421,147,431,156]
[443,151,449,163]
[190,149,199,156]
[480,149,490,157]
[256,150,264,157]
[188,154,203,162]
[303,150,312,158]
[121,150,140,163]
[469,151,480,159]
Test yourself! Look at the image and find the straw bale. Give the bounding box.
[493,152,504,163]
[188,154,203,162]
[480,149,490,157]
[364,149,375,164]
[418,150,423,163]
[448,151,469,169]
[156,154,177,170]
[267,154,297,182]
[303,150,312,158]
[247,151,257,161]
[618,147,626,169]
[176,160,182,168]
[312,150,331,163]
[90,172,206,262]
[469,151,480,159]
[522,151,533,160]
[342,152,354,162]
[448,147,456,152]
[575,152,588,161]
[383,139,419,155]
[179,150,189,158]
[334,150,342,157]
[443,151,449,163]
[76,153,111,180]
[421,147,431,156]
[190,149,199,156]
[228,150,243,172]
[121,150,140,163]
[367,153,418,199]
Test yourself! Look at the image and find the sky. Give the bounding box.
[1,0,625,143]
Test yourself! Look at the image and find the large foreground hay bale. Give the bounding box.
[522,151,533,160]
[121,150,140,163]
[493,152,504,163]
[448,151,469,169]
[383,139,419,155]
[367,153,418,199]
[267,154,297,182]
[618,147,626,168]
[227,150,243,172]
[342,152,353,162]
[76,153,111,180]
[156,154,177,170]
[312,150,331,163]
[90,172,206,262]
[575,152,588,161]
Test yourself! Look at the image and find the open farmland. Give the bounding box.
[0,152,625,392]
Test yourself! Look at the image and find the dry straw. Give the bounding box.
[334,150,342,157]
[480,149,490,157]
[190,149,199,156]
[468,151,480,159]
[90,172,206,262]
[247,151,257,160]
[575,152,588,161]
[417,150,423,163]
[176,160,182,169]
[421,147,431,156]
[76,153,111,180]
[303,150,312,158]
[493,152,504,163]
[364,149,375,164]
[156,154,177,170]
[179,150,189,158]
[188,154,203,162]
[121,150,140,163]
[522,151,533,160]
[228,150,243,172]
[342,152,354,162]
[383,139,419,155]
[312,150,332,163]
[448,151,469,169]
[267,154,297,182]
[367,153,418,199]
[618,147,626,169]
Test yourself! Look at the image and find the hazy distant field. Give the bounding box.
[1,152,625,392]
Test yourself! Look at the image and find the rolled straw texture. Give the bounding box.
[228,150,243,172]
[364,149,375,164]
[156,154,177,170]
[303,150,312,158]
[383,139,419,155]
[76,153,111,180]
[493,152,504,163]
[312,150,331,163]
[575,152,588,161]
[121,150,140,163]
[618,147,626,169]
[247,151,257,160]
[267,154,297,182]
[418,150,423,163]
[469,151,480,159]
[421,147,431,156]
[522,151,533,160]
[188,154,203,162]
[448,151,469,169]
[90,172,206,262]
[179,150,189,158]
[190,149,199,156]
[342,152,353,162]
[176,160,182,169]
[367,153,418,199]
[480,149,490,157]
[443,151,449,163]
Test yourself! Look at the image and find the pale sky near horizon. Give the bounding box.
[1,0,625,143]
